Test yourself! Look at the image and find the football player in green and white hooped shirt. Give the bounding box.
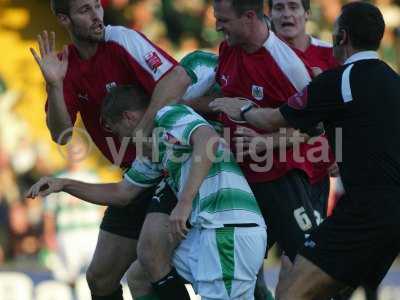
[28,83,267,300]
[181,50,274,300]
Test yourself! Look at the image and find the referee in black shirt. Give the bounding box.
[210,2,400,299]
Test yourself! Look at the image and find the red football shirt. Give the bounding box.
[216,31,334,184]
[46,26,177,168]
[291,37,338,182]
[303,37,339,70]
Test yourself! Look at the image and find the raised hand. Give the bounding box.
[26,177,64,199]
[30,31,69,87]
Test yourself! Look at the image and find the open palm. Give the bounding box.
[30,30,69,86]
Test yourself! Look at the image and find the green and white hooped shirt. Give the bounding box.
[124,104,265,229]
[181,50,220,100]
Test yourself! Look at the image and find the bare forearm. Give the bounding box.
[245,108,288,132]
[183,95,218,115]
[62,179,138,207]
[140,66,191,135]
[46,83,73,144]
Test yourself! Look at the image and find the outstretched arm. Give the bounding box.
[239,106,288,132]
[209,97,288,131]
[26,177,143,207]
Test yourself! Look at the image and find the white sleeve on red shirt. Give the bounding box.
[104,25,175,82]
[310,37,332,48]
[263,31,311,92]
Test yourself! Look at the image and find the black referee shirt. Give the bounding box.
[280,51,400,202]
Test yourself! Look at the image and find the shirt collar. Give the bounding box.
[344,51,379,65]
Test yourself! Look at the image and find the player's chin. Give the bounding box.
[88,32,104,42]
[278,27,297,38]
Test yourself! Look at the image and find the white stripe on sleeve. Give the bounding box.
[264,31,311,92]
[105,25,174,81]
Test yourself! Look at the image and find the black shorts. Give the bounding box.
[250,169,329,261]
[100,180,177,239]
[147,179,178,215]
[299,191,400,289]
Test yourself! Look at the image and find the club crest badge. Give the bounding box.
[106,82,117,92]
[252,85,264,101]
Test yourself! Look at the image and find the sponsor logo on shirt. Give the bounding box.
[106,82,117,92]
[78,93,89,102]
[145,51,163,73]
[304,240,316,248]
[152,195,161,203]
[252,85,264,101]
[220,74,229,86]
[164,132,181,145]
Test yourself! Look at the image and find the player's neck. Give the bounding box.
[241,20,269,54]
[285,33,310,52]
[72,38,99,60]
[342,47,360,64]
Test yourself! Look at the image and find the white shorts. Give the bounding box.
[173,226,267,300]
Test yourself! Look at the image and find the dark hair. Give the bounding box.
[215,0,264,19]
[50,0,71,15]
[101,84,150,122]
[268,0,310,11]
[339,2,385,51]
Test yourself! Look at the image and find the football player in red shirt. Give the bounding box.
[213,0,333,260]
[211,1,336,299]
[30,1,191,299]
[269,0,342,220]
[268,0,338,70]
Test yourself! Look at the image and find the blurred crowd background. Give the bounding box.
[0,0,400,298]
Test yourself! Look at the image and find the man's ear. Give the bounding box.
[305,10,310,22]
[56,13,70,27]
[336,29,348,47]
[243,10,258,22]
[122,110,137,122]
[122,111,132,120]
[341,30,349,46]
